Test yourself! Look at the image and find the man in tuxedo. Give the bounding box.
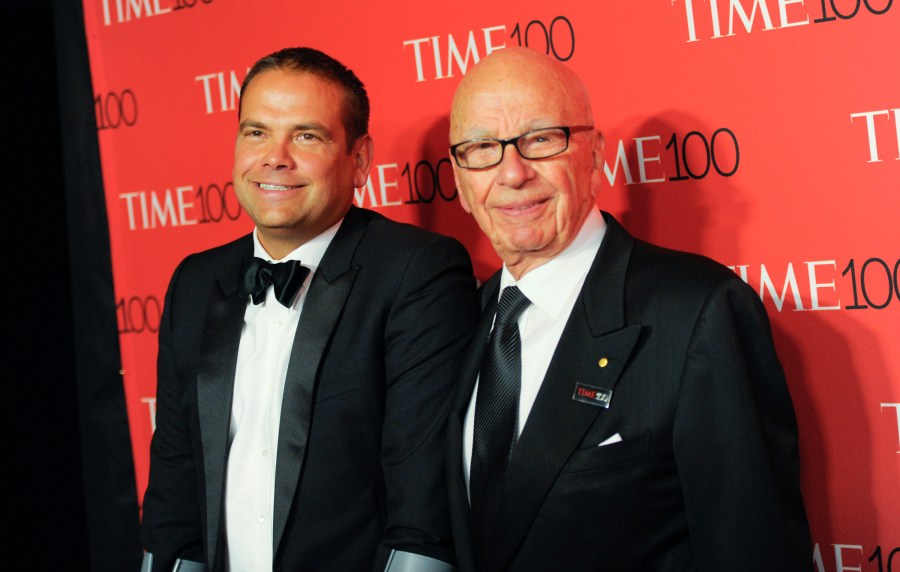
[445,47,812,571]
[140,47,477,572]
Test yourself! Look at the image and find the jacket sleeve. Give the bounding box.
[140,258,207,571]
[673,278,813,571]
[374,234,479,571]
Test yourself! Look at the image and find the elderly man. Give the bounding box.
[445,47,812,571]
[140,47,477,572]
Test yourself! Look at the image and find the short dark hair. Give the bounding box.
[240,47,370,152]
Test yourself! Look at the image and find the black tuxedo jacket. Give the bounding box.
[447,212,812,571]
[142,206,479,571]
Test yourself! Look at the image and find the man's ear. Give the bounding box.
[592,129,606,171]
[352,134,375,189]
[590,130,606,198]
[452,162,472,214]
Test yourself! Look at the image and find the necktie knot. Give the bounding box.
[495,286,531,326]
[239,257,310,308]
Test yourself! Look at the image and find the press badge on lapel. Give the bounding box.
[572,383,613,408]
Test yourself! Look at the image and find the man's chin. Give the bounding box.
[495,237,563,271]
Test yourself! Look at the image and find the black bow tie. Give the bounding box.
[239,257,310,308]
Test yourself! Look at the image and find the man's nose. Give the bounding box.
[263,140,295,170]
[496,142,535,188]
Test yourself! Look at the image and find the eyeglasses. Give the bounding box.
[449,125,594,170]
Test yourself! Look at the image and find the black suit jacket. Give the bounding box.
[447,212,812,571]
[142,206,479,571]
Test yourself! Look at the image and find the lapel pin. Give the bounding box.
[573,383,613,408]
[598,357,609,368]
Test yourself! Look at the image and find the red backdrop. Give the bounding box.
[82,1,899,569]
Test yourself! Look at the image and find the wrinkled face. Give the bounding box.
[450,55,602,275]
[233,69,372,255]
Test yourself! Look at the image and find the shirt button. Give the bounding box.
[262,450,268,457]
[258,515,265,522]
[275,320,282,327]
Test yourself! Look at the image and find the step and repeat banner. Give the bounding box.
[82,0,897,568]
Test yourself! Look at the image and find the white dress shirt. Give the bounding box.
[463,209,606,488]
[224,221,340,572]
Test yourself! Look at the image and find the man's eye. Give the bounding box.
[297,132,322,143]
[462,141,496,155]
[243,130,264,138]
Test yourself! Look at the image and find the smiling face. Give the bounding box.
[233,69,373,259]
[450,48,604,279]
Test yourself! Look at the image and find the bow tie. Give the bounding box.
[239,257,310,308]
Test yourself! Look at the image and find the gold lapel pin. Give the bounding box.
[598,357,609,368]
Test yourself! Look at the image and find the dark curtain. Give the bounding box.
[3,0,141,568]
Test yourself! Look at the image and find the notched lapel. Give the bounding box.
[196,275,247,567]
[575,324,642,408]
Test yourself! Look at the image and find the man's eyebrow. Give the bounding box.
[238,120,333,138]
[454,121,559,141]
[238,120,266,131]
[453,129,494,142]
[292,122,332,137]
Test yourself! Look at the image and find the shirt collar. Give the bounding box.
[252,217,343,274]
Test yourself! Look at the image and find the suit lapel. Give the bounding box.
[487,213,643,571]
[447,276,500,572]
[452,274,501,422]
[196,237,252,568]
[272,208,365,555]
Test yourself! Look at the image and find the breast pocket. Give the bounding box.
[533,430,653,549]
[559,429,651,476]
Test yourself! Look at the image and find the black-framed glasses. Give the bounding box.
[449,125,594,169]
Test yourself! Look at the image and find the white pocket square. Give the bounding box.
[597,433,623,447]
